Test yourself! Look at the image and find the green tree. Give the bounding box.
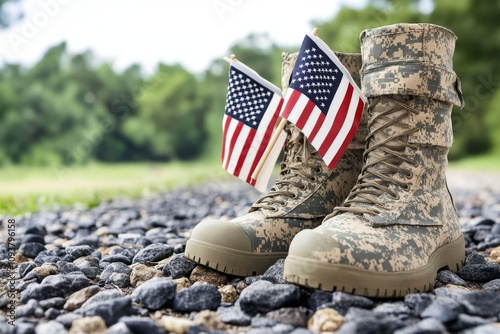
[124,64,209,161]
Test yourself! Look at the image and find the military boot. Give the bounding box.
[284,23,466,297]
[185,51,368,276]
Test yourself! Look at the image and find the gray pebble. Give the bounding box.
[239,281,301,314]
[119,316,166,334]
[100,262,132,282]
[131,277,176,310]
[461,290,500,317]
[20,243,46,259]
[55,312,83,327]
[132,243,174,263]
[164,253,197,279]
[79,296,132,326]
[393,318,446,334]
[217,305,252,326]
[106,322,134,334]
[173,284,221,312]
[436,269,467,286]
[35,320,68,334]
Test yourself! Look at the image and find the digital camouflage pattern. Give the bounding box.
[185,51,368,275]
[285,23,466,296]
[360,23,464,108]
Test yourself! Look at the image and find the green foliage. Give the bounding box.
[124,64,209,161]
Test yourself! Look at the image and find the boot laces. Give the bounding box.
[331,96,420,218]
[249,123,323,212]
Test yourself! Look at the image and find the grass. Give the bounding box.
[448,153,500,171]
[1,153,498,217]
[0,160,233,216]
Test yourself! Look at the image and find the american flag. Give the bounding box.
[281,33,366,170]
[222,60,285,192]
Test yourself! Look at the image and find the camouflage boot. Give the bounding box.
[185,52,368,276]
[284,23,466,297]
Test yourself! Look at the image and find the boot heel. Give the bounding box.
[436,235,466,273]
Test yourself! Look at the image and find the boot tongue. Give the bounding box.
[248,123,319,214]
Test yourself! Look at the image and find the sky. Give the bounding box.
[0,0,369,75]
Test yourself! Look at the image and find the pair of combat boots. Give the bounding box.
[185,23,466,298]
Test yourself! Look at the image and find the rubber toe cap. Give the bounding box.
[288,229,341,264]
[189,219,253,252]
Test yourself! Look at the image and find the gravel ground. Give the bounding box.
[1,170,500,334]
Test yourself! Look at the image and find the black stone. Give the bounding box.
[483,278,500,291]
[19,262,37,278]
[461,290,500,317]
[55,312,84,328]
[20,273,89,302]
[261,259,285,284]
[173,284,221,312]
[66,245,94,259]
[107,322,134,334]
[34,255,62,266]
[458,263,500,282]
[436,269,467,286]
[100,254,132,267]
[39,297,66,310]
[132,244,174,263]
[44,307,62,319]
[120,316,166,334]
[164,253,196,279]
[420,297,462,324]
[57,261,82,274]
[217,305,252,326]
[336,315,402,334]
[332,291,374,312]
[464,252,487,265]
[107,272,130,287]
[404,293,436,317]
[80,297,133,326]
[131,277,177,310]
[390,318,446,334]
[21,234,45,245]
[239,281,301,314]
[447,313,494,332]
[251,316,277,328]
[490,222,500,235]
[100,262,132,282]
[305,290,332,311]
[14,322,36,334]
[80,289,124,310]
[266,307,308,327]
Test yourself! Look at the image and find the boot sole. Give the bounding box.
[185,239,287,276]
[284,236,465,298]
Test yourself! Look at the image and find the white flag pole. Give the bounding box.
[251,27,319,182]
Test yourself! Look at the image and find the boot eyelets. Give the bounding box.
[391,193,400,200]
[405,171,413,179]
[402,183,410,191]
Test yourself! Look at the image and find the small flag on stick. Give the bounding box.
[280,32,366,170]
[251,29,366,181]
[221,57,286,192]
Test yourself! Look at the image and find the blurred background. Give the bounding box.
[0,0,498,214]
